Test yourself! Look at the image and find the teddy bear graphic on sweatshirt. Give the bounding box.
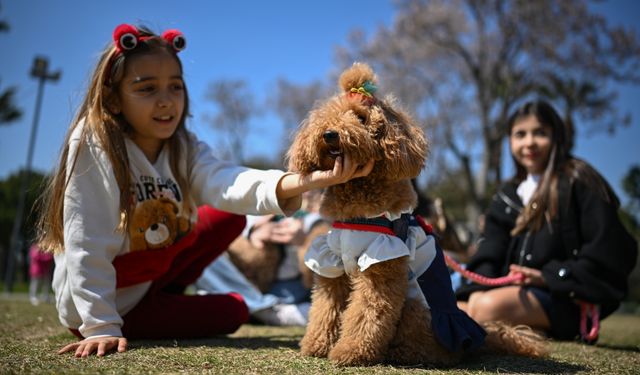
[128,197,191,252]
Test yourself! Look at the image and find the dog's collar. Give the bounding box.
[332,214,432,241]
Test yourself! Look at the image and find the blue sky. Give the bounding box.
[1,0,639,205]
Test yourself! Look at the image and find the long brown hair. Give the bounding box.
[36,26,192,253]
[509,100,618,235]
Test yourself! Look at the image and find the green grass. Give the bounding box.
[1,297,639,374]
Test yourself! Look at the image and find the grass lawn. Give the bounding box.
[1,296,639,374]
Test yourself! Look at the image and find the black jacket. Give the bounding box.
[457,172,638,317]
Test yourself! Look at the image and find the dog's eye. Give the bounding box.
[161,216,168,224]
[138,227,144,233]
[356,113,367,125]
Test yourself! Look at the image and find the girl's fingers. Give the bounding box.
[354,159,374,177]
[118,338,128,353]
[337,155,373,181]
[75,343,85,357]
[58,343,78,354]
[97,342,107,357]
[342,155,358,175]
[59,338,126,357]
[81,342,96,358]
[332,156,343,177]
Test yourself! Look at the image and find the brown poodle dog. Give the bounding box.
[287,62,547,367]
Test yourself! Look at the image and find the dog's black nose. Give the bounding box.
[323,130,339,145]
[150,224,158,231]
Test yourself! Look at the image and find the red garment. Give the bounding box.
[73,206,249,339]
[29,245,53,278]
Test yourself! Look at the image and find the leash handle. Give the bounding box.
[444,253,524,286]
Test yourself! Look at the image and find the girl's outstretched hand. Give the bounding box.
[276,154,374,211]
[310,154,374,188]
[58,336,127,358]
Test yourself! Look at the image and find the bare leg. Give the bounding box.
[299,274,350,358]
[328,257,408,366]
[466,286,550,330]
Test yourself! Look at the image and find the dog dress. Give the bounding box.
[304,214,486,353]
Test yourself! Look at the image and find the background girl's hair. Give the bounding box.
[508,100,618,235]
[36,25,192,253]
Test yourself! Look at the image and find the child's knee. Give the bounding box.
[224,292,250,331]
[467,292,502,322]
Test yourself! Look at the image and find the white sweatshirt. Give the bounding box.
[53,120,300,339]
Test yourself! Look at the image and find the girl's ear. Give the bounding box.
[110,99,121,115]
[104,88,121,115]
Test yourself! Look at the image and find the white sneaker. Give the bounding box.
[253,303,309,326]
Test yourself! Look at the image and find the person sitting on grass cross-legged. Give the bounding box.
[35,23,373,358]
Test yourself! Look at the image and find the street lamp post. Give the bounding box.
[3,56,60,293]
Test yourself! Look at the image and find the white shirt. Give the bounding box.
[516,174,541,205]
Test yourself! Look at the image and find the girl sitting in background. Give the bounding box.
[456,100,637,341]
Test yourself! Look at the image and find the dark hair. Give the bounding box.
[507,100,618,235]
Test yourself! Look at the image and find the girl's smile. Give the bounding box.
[112,51,185,162]
[510,115,553,175]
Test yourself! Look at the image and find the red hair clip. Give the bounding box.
[113,24,142,53]
[112,24,186,53]
[162,29,186,51]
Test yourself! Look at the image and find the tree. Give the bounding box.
[621,164,640,234]
[337,0,640,224]
[269,78,331,160]
[0,3,22,126]
[623,165,640,207]
[0,1,8,32]
[0,169,47,282]
[204,79,257,163]
[0,83,21,124]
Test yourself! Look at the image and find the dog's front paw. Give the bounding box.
[328,338,382,366]
[299,333,332,358]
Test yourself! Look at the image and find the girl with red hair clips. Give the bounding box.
[36,24,373,357]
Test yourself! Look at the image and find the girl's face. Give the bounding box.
[112,51,185,161]
[510,115,553,175]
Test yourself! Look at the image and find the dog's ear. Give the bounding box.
[377,102,428,180]
[286,119,317,175]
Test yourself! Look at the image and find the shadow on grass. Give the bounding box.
[128,335,301,351]
[594,343,640,353]
[452,354,589,374]
[382,355,587,374]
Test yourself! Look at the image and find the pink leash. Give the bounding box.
[443,252,600,342]
[444,253,525,286]
[578,302,600,342]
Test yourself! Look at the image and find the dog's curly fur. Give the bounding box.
[287,62,547,366]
